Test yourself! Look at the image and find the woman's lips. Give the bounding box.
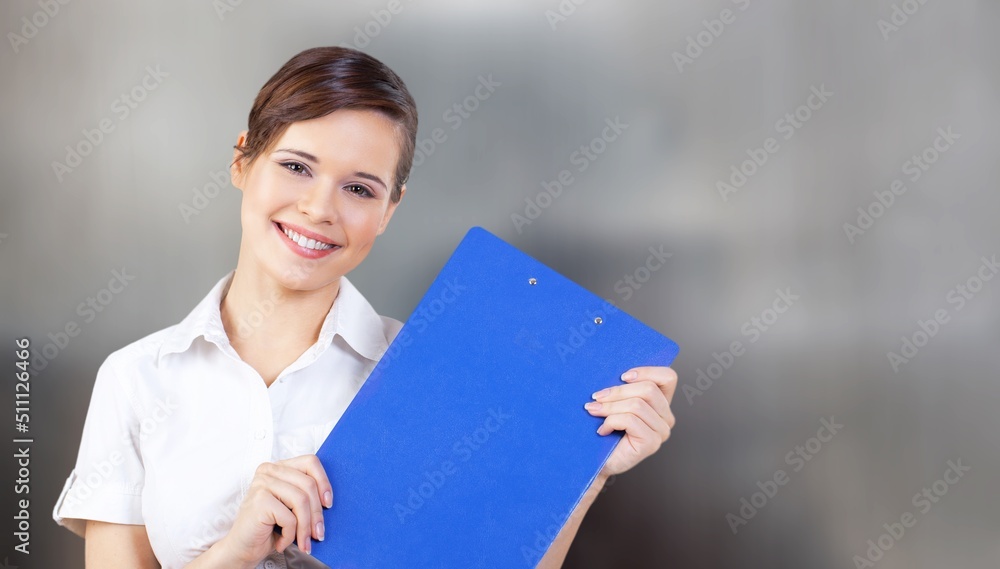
[273,221,341,259]
[277,220,339,246]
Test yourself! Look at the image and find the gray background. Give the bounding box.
[2,0,998,567]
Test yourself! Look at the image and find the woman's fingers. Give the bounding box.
[254,456,333,554]
[256,473,315,554]
[588,393,672,442]
[597,410,664,453]
[284,454,334,509]
[261,492,298,554]
[592,381,675,430]
[622,366,679,403]
[267,462,327,541]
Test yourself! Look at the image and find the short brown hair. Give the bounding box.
[233,46,418,203]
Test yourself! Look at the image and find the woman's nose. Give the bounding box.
[297,183,340,225]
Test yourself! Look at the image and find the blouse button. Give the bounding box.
[254,430,267,440]
[264,560,277,569]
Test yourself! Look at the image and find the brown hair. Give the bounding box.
[233,46,417,203]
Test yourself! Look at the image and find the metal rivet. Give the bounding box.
[529,278,537,285]
[594,317,604,325]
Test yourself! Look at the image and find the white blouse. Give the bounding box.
[52,270,403,569]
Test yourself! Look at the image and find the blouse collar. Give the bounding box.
[156,269,389,366]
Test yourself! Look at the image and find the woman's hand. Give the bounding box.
[585,366,678,480]
[216,454,332,568]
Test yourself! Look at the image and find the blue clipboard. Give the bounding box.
[311,226,679,567]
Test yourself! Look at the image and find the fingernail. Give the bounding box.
[592,389,609,400]
[621,370,638,381]
[316,521,325,541]
[324,490,332,508]
[304,538,312,554]
[584,402,602,411]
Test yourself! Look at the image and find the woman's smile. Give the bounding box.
[273,220,343,259]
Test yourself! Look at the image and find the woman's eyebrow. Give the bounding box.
[274,148,319,162]
[274,147,388,190]
[354,171,387,190]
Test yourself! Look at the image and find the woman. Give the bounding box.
[52,46,679,569]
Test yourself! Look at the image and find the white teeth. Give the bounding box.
[280,225,336,250]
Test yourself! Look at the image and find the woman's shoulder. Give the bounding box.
[98,322,182,378]
[100,271,232,374]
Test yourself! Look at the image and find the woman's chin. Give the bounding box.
[269,266,340,293]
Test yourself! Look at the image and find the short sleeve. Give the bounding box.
[52,357,145,538]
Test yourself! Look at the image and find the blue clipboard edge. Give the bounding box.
[444,227,681,565]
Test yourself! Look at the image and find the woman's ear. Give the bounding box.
[377,184,406,235]
[230,130,249,192]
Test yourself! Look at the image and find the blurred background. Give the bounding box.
[2,0,998,567]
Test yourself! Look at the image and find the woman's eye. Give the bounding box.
[281,161,309,176]
[346,184,373,198]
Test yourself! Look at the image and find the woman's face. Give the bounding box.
[231,109,405,291]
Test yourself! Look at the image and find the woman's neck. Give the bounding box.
[219,259,341,353]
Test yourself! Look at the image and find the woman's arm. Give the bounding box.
[85,520,160,569]
[84,519,255,569]
[536,366,679,568]
[535,473,608,569]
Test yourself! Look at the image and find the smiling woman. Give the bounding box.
[50,44,680,569]
[50,47,420,569]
